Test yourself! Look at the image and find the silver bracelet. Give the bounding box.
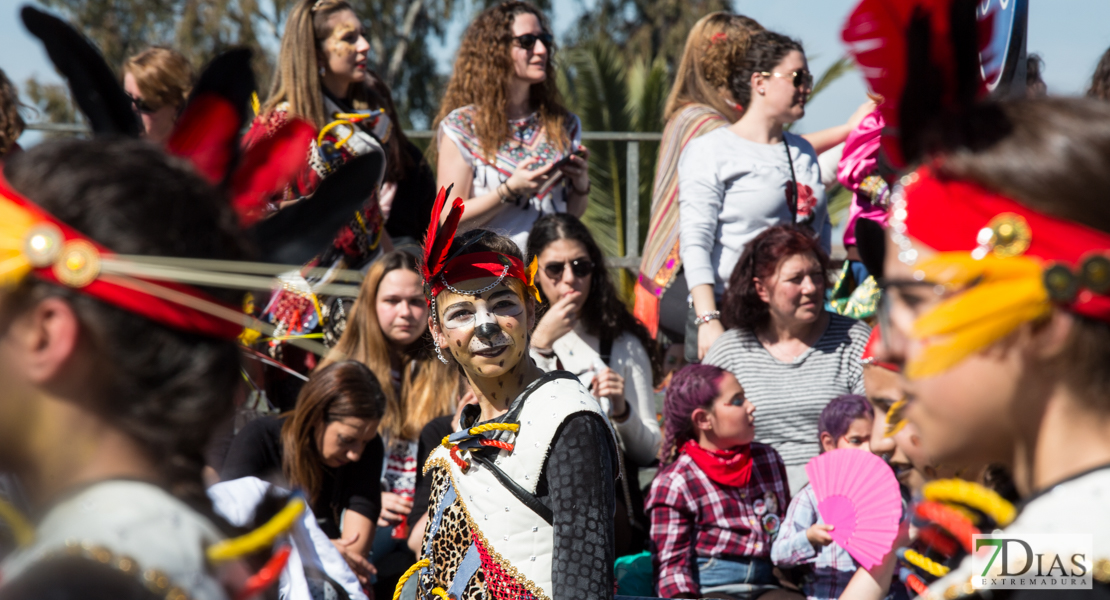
[694,311,721,326]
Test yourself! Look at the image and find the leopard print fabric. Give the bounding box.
[417,465,486,600]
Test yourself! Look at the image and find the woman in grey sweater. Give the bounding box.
[679,31,831,361]
[704,225,869,494]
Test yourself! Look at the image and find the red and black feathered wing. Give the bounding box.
[166,49,316,228]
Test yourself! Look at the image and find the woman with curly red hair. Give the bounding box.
[433,1,588,251]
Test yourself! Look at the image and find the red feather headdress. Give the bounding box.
[421,186,540,305]
[842,0,992,167]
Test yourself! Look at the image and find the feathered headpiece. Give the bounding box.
[421,186,540,306]
[0,174,260,340]
[889,168,1110,378]
[841,0,991,168]
[17,8,385,355]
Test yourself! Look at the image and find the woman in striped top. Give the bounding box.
[703,225,869,494]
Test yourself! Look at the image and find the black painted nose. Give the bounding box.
[475,323,500,340]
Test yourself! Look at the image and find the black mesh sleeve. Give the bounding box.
[542,413,616,600]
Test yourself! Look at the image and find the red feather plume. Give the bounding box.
[230,119,315,227]
[841,0,988,167]
[166,93,240,185]
[422,184,464,281]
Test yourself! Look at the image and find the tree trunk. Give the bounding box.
[385,0,425,86]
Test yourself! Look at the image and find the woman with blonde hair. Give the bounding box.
[634,12,763,344]
[433,1,589,251]
[244,0,388,266]
[635,14,874,347]
[319,251,457,592]
[122,47,193,144]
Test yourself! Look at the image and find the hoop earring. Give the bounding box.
[435,344,449,365]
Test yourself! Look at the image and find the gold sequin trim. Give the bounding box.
[43,540,193,600]
[424,456,552,600]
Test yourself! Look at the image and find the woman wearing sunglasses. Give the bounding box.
[433,1,588,252]
[122,47,193,144]
[680,31,831,364]
[526,214,661,554]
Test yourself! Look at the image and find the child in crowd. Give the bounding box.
[647,364,794,600]
[771,395,874,600]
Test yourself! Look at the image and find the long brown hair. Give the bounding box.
[319,251,456,440]
[431,1,570,162]
[1089,46,1110,101]
[663,12,763,122]
[281,360,385,506]
[264,0,355,128]
[0,68,25,156]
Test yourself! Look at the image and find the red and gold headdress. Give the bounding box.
[860,326,901,373]
[0,175,292,342]
[421,186,541,310]
[890,168,1110,378]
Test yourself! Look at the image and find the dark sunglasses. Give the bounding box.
[760,69,814,89]
[513,32,554,52]
[126,92,157,114]
[543,258,593,280]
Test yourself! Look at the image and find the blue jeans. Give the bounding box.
[696,556,777,590]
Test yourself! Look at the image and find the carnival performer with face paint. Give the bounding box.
[391,187,618,600]
[834,0,1110,597]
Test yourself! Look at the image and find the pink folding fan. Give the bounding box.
[805,448,901,569]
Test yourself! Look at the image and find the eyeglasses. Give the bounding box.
[759,70,814,89]
[513,32,554,52]
[126,92,157,114]
[543,258,593,280]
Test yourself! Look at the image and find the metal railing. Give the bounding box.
[25,123,660,271]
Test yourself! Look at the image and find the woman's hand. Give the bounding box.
[848,99,878,130]
[560,147,590,195]
[806,523,835,547]
[332,532,377,585]
[531,291,581,350]
[593,367,628,421]
[505,156,556,199]
[698,319,725,360]
[377,492,413,527]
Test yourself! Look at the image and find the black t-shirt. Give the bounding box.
[383,140,437,243]
[409,414,455,528]
[220,415,384,539]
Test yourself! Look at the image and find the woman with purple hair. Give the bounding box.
[771,395,897,600]
[647,364,794,600]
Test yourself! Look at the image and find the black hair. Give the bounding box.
[526,214,662,386]
[3,137,247,517]
[727,30,804,110]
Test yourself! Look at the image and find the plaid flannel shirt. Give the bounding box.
[770,483,858,600]
[646,442,790,598]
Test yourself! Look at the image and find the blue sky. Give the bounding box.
[5,0,1110,145]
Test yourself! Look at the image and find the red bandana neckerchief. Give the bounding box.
[681,439,753,488]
